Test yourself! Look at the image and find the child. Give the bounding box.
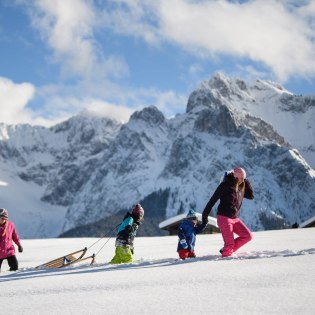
[177,209,207,260]
[202,167,254,257]
[0,208,23,271]
[110,204,144,264]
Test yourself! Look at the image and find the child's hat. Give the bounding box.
[132,204,144,217]
[186,209,197,220]
[0,208,8,219]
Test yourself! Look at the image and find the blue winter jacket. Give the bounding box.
[177,219,207,252]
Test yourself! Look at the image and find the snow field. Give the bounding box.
[0,228,314,314]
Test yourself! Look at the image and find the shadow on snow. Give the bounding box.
[1,248,314,283]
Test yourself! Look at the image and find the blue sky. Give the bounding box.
[0,0,314,126]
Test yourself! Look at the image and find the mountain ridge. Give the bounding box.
[0,73,314,238]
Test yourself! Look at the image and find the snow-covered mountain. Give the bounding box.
[202,73,315,167]
[0,73,314,238]
[0,112,122,238]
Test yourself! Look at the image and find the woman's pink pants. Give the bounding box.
[217,215,253,257]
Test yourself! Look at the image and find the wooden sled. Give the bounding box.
[35,247,95,269]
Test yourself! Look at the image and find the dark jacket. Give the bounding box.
[115,212,140,249]
[202,174,254,219]
[177,219,207,252]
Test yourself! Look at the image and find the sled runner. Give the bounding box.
[35,247,95,269]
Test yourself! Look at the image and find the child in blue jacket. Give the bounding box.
[177,210,207,259]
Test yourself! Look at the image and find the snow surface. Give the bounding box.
[1,228,314,314]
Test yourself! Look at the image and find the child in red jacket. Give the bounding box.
[0,208,23,271]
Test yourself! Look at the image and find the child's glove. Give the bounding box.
[18,244,23,253]
[202,216,208,225]
[179,239,188,249]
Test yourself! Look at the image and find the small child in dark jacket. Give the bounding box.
[110,204,144,264]
[177,210,207,260]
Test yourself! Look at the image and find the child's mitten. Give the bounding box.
[179,239,188,249]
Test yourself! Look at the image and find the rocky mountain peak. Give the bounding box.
[129,105,166,127]
[186,72,252,114]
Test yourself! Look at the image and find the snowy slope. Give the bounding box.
[0,229,314,314]
[0,165,66,238]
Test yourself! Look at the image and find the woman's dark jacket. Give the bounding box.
[202,174,254,219]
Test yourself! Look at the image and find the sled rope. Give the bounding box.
[87,223,119,251]
[88,224,120,260]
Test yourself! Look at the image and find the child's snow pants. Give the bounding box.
[110,246,133,264]
[217,215,253,257]
[178,249,196,260]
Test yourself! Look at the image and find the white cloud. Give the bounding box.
[0,75,185,126]
[188,64,203,76]
[101,0,315,81]
[234,64,270,81]
[167,0,315,81]
[28,83,136,125]
[28,0,129,79]
[100,0,160,45]
[0,77,35,125]
[82,99,135,122]
[0,77,71,126]
[34,78,188,123]
[0,77,136,126]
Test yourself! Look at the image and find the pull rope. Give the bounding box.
[94,231,116,257]
[87,223,120,253]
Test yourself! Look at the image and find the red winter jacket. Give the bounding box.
[0,220,21,259]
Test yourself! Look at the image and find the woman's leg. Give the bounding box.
[233,219,253,253]
[217,215,235,257]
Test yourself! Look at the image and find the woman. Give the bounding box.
[202,167,254,257]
